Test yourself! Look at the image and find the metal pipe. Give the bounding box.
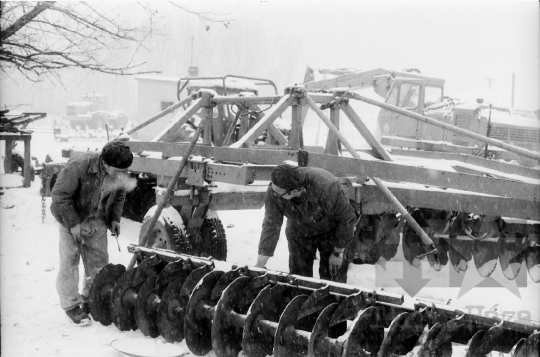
[146,294,161,314]
[306,95,434,246]
[152,98,204,142]
[126,116,207,271]
[349,92,540,161]
[212,95,283,105]
[230,94,291,148]
[125,95,194,136]
[122,288,137,308]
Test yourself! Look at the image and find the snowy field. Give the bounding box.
[1,129,539,357]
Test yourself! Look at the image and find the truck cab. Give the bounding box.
[378,74,445,141]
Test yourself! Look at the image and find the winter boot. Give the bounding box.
[66,306,92,326]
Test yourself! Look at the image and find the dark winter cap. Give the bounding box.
[271,164,304,190]
[101,141,133,169]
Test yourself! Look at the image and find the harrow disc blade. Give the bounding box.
[498,235,525,280]
[156,272,190,342]
[473,240,499,278]
[184,270,224,356]
[155,260,188,291]
[353,215,381,264]
[515,331,539,357]
[447,238,472,273]
[243,284,290,357]
[157,264,212,343]
[465,330,486,357]
[308,303,339,357]
[417,322,452,357]
[329,291,366,327]
[298,285,336,320]
[402,225,425,267]
[376,214,400,261]
[237,273,271,313]
[110,268,138,331]
[525,245,540,283]
[341,306,384,357]
[273,295,310,357]
[510,337,527,357]
[212,276,252,357]
[89,263,125,326]
[210,268,241,303]
[378,311,426,356]
[134,275,159,337]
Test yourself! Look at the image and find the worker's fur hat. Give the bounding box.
[271,163,304,190]
[102,141,133,169]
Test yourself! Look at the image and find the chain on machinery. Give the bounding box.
[41,175,46,222]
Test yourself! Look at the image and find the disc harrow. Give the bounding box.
[89,245,540,356]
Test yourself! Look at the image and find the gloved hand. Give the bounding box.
[70,223,82,244]
[329,251,344,277]
[110,220,121,237]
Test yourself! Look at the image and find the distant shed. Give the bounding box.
[134,75,180,141]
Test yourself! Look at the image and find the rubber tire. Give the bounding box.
[198,218,227,261]
[139,217,174,250]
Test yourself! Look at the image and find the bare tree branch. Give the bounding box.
[1,2,55,42]
[1,1,234,82]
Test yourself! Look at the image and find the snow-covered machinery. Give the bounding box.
[89,245,539,356]
[63,92,128,132]
[81,83,540,355]
[303,67,540,166]
[0,109,46,186]
[110,85,539,277]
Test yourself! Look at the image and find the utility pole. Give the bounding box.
[511,72,515,108]
[485,77,495,89]
[190,36,194,66]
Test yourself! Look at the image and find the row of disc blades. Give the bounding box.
[88,252,539,356]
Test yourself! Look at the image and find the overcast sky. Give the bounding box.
[1,0,538,114]
[225,0,539,110]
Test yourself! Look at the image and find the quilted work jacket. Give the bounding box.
[258,167,356,257]
[50,152,126,229]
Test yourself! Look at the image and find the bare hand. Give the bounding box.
[329,254,344,277]
[70,224,82,244]
[255,254,270,269]
[110,221,121,237]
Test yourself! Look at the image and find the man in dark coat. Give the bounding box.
[255,163,356,282]
[51,141,133,325]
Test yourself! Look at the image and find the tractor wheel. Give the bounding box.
[199,216,227,261]
[188,211,227,261]
[113,112,128,130]
[91,112,106,130]
[139,206,187,250]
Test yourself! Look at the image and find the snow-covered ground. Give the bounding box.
[1,130,538,357]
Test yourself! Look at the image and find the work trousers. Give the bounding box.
[56,219,108,311]
[286,229,349,283]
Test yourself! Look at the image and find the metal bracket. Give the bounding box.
[185,156,210,186]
